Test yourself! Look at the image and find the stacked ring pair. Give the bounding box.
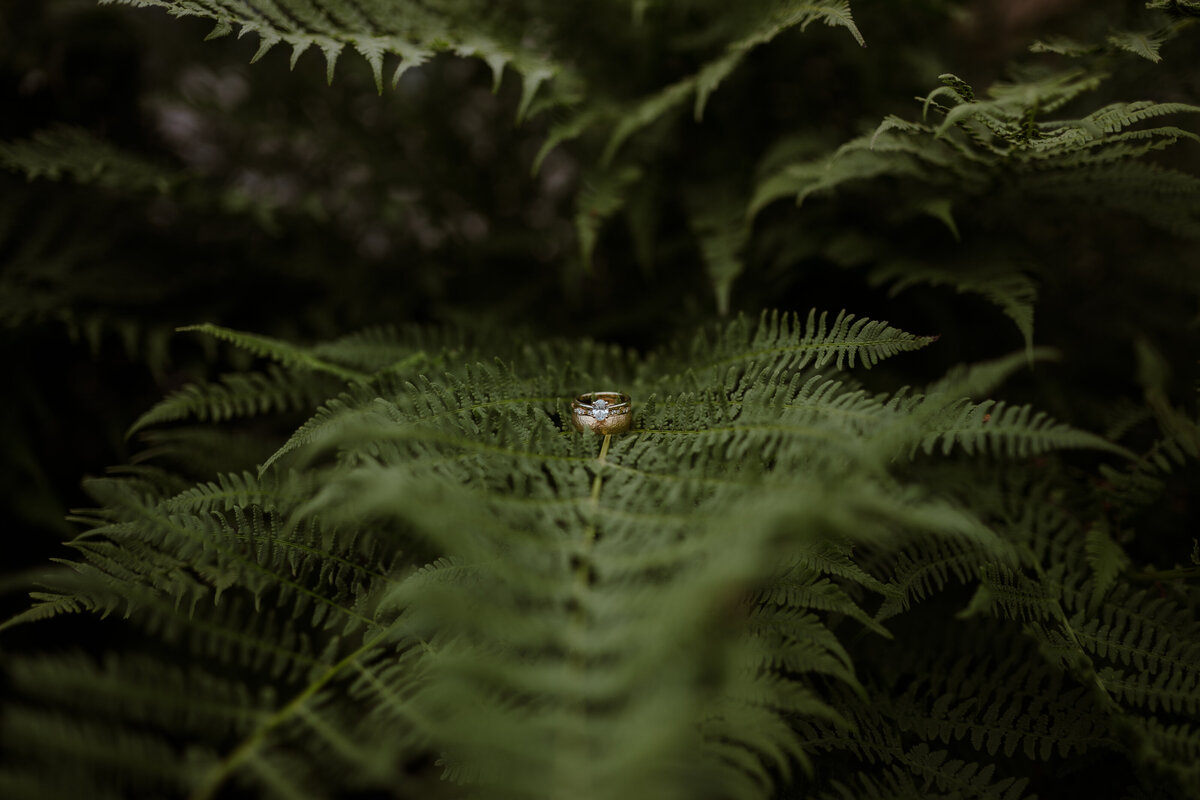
[570,391,632,435]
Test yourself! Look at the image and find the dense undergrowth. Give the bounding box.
[2,1,1199,798]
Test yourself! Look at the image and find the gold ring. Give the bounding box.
[570,391,633,435]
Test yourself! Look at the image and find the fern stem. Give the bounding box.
[555,434,611,794]
[576,433,610,576]
[589,434,612,507]
[574,434,609,587]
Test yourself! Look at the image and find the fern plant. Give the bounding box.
[4,0,1200,798]
[5,309,1198,799]
[0,311,1144,799]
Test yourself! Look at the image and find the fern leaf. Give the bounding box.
[651,309,937,385]
[888,652,1114,760]
[177,324,368,382]
[0,126,176,192]
[603,0,865,162]
[162,469,314,515]
[128,366,339,434]
[576,164,644,272]
[308,324,443,374]
[6,653,270,739]
[1107,30,1168,62]
[687,192,750,316]
[1073,586,1200,678]
[1099,666,1200,716]
[901,744,1035,800]
[1085,522,1130,607]
[915,397,1133,459]
[867,535,995,620]
[870,259,1038,356]
[101,0,557,109]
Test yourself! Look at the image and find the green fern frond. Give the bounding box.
[959,562,1062,623]
[749,67,1200,331]
[1148,0,1200,16]
[5,652,271,739]
[1074,585,1200,678]
[0,126,176,192]
[1,706,186,796]
[11,0,1200,793]
[688,190,750,316]
[755,569,889,637]
[100,0,557,102]
[914,397,1131,458]
[576,164,644,272]
[649,309,938,385]
[307,323,448,374]
[131,427,280,475]
[1085,522,1131,607]
[898,744,1035,800]
[1099,339,1200,515]
[1132,717,1200,773]
[1032,15,1192,63]
[815,753,1034,800]
[176,323,371,382]
[869,259,1038,356]
[162,469,314,514]
[866,535,996,621]
[128,365,340,435]
[887,651,1115,760]
[1100,665,1200,716]
[602,0,865,162]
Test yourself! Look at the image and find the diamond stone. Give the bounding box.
[591,398,610,420]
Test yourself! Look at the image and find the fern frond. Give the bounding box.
[162,469,314,515]
[648,309,937,388]
[958,562,1061,623]
[688,190,751,316]
[865,535,996,621]
[0,126,177,192]
[306,323,449,374]
[900,743,1035,800]
[1,707,187,796]
[176,323,370,382]
[128,365,340,434]
[1074,585,1200,680]
[602,0,865,162]
[100,0,557,103]
[914,397,1131,458]
[576,164,644,272]
[5,652,271,739]
[1085,522,1130,607]
[755,569,889,637]
[886,651,1114,760]
[131,427,279,475]
[869,259,1038,356]
[1100,665,1200,716]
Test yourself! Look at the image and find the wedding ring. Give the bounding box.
[570,391,633,435]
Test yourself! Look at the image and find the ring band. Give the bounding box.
[570,391,633,435]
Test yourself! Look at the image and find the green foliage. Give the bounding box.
[0,126,176,191]
[100,0,554,99]
[3,311,1194,799]
[4,0,1200,799]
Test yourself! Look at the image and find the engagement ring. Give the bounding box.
[570,391,633,435]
